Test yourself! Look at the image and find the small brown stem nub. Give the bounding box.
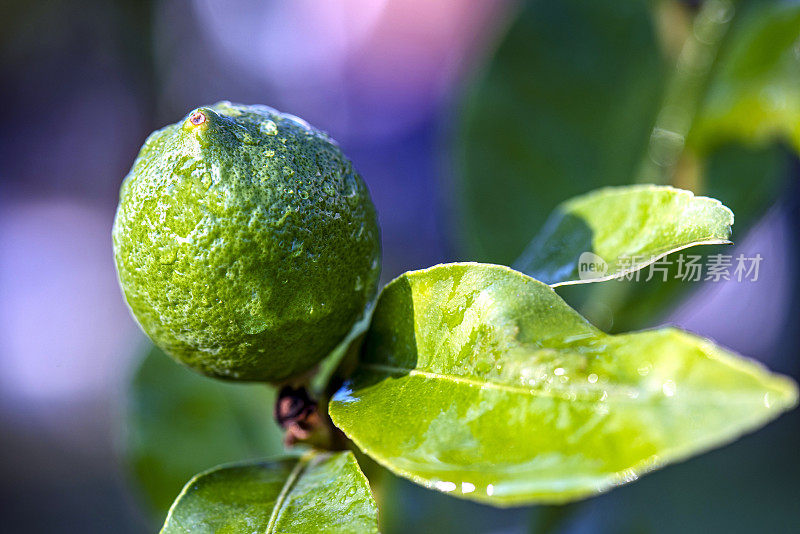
[274,385,350,450]
[275,385,318,446]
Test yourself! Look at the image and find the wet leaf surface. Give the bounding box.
[329,263,797,506]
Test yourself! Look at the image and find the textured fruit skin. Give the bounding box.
[113,102,381,382]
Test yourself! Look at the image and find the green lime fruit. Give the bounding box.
[113,102,381,382]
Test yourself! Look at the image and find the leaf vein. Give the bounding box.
[361,363,614,400]
[359,363,775,405]
[264,452,316,534]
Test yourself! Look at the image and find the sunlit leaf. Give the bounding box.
[329,263,797,506]
[125,345,284,517]
[161,451,379,534]
[514,185,733,286]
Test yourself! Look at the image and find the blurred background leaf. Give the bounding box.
[453,0,667,265]
[690,0,800,153]
[125,345,284,522]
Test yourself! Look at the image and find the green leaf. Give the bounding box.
[514,185,733,286]
[125,345,284,517]
[161,451,379,534]
[691,1,800,153]
[329,263,797,506]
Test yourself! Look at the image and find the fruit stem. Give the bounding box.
[274,385,349,451]
[636,0,734,186]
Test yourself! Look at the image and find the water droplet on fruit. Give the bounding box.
[282,166,295,178]
[238,291,269,335]
[344,174,359,204]
[260,120,278,136]
[283,113,312,132]
[240,315,268,335]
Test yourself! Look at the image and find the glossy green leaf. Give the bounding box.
[691,1,800,153]
[329,263,797,506]
[514,185,733,286]
[161,451,379,534]
[125,345,284,517]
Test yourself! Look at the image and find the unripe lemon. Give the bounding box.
[113,102,381,382]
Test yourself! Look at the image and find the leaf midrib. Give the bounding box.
[360,363,775,405]
[264,453,316,534]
